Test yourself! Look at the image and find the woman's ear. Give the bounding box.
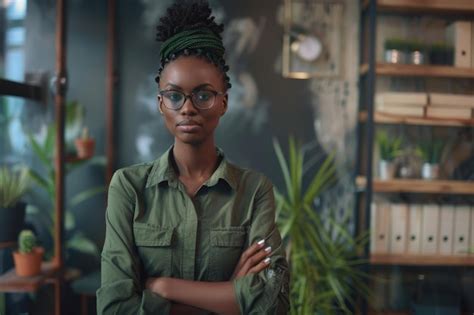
[221,94,228,116]
[157,95,164,115]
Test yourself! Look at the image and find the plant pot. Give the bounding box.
[429,50,454,65]
[379,160,396,180]
[385,49,406,64]
[74,138,95,159]
[13,247,44,277]
[408,50,425,65]
[421,163,439,180]
[0,202,26,242]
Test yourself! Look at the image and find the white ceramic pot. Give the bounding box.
[379,160,396,180]
[421,163,439,180]
[409,50,425,65]
[385,49,406,64]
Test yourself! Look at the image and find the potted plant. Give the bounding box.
[428,42,454,65]
[13,229,44,276]
[65,100,85,154]
[0,167,29,242]
[273,138,370,314]
[416,140,444,180]
[406,40,426,65]
[384,38,409,64]
[74,127,95,159]
[376,131,403,180]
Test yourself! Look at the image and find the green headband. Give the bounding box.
[159,28,225,61]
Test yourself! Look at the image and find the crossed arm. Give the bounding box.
[146,241,272,315]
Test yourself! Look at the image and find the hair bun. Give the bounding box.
[156,0,224,43]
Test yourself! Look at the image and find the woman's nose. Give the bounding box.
[179,96,198,115]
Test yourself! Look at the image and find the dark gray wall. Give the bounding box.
[22,0,316,269]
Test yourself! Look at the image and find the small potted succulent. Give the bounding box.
[0,167,29,242]
[406,40,426,65]
[13,230,44,277]
[384,38,409,64]
[376,131,403,180]
[74,127,95,159]
[428,42,454,65]
[416,140,444,180]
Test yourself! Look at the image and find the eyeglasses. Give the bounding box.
[158,89,225,110]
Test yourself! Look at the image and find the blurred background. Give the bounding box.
[0,0,473,314]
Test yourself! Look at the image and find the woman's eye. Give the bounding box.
[196,91,212,102]
[166,92,183,103]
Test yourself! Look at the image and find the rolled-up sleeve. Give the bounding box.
[96,171,171,314]
[233,177,290,314]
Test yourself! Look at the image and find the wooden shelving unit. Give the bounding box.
[360,63,474,78]
[0,262,58,293]
[371,254,474,266]
[356,176,474,194]
[357,2,474,313]
[363,0,474,14]
[359,111,474,127]
[0,242,16,250]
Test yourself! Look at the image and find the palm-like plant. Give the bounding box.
[416,140,444,164]
[0,166,29,208]
[27,123,106,257]
[273,137,370,315]
[376,131,403,162]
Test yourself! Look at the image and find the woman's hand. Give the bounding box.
[231,240,272,280]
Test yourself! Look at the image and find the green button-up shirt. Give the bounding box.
[97,146,289,314]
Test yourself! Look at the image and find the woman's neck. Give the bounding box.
[172,140,219,179]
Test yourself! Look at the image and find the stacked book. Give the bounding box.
[375,92,427,117]
[427,93,474,119]
[375,92,474,119]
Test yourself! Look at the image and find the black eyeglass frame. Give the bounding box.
[158,89,226,111]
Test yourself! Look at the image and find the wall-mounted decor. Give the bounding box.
[282,0,344,79]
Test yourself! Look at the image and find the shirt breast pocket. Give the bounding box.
[133,224,174,277]
[209,227,247,281]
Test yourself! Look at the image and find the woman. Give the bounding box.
[97,1,289,314]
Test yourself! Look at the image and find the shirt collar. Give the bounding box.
[145,145,238,190]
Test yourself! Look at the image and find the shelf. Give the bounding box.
[0,242,16,250]
[374,0,474,15]
[0,262,59,292]
[360,63,474,79]
[65,154,93,163]
[359,111,474,127]
[371,254,474,266]
[356,176,474,194]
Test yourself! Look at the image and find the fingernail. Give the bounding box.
[264,257,271,264]
[257,239,265,246]
[264,246,272,253]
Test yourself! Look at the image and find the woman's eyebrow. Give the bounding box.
[165,83,215,90]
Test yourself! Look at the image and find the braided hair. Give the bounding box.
[155,0,231,90]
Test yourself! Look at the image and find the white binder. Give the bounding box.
[407,204,422,254]
[453,205,471,255]
[421,204,439,254]
[439,205,455,255]
[471,206,474,255]
[447,21,472,67]
[371,202,390,254]
[390,203,408,254]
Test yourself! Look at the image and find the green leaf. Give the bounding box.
[66,232,99,256]
[69,186,105,209]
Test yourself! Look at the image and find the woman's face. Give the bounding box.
[158,56,227,146]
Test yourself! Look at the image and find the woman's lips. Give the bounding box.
[177,120,201,132]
